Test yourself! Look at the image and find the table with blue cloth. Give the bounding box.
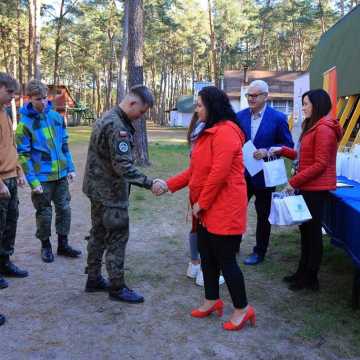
[322,176,360,309]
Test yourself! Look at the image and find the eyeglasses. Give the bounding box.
[245,93,266,99]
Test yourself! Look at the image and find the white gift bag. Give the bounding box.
[268,194,280,225]
[269,192,292,225]
[269,193,312,225]
[263,157,288,187]
[283,195,312,224]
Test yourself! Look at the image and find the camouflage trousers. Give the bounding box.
[87,201,129,288]
[31,177,71,242]
[0,178,19,257]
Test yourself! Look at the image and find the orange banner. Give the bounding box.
[323,67,337,118]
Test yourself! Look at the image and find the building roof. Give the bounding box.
[224,70,304,100]
[309,5,360,96]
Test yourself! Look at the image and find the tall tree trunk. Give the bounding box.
[105,31,114,110]
[256,0,271,69]
[318,0,326,34]
[95,72,101,117]
[207,0,219,87]
[117,0,129,103]
[53,0,65,85]
[34,0,41,80]
[128,0,149,166]
[92,73,96,116]
[28,0,35,80]
[17,0,24,96]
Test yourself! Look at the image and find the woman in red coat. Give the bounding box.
[165,86,255,331]
[271,89,343,291]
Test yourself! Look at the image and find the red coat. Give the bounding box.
[166,120,247,235]
[287,116,342,191]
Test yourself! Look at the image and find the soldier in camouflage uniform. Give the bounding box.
[83,85,162,303]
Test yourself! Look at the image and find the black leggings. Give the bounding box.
[298,191,328,278]
[197,225,248,309]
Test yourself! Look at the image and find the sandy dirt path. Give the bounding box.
[1,128,358,360]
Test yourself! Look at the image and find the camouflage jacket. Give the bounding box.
[82,106,153,207]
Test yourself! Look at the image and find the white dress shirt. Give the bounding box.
[251,104,267,141]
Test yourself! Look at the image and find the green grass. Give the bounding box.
[68,126,92,144]
[254,229,360,355]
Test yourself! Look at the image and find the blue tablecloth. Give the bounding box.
[323,176,360,268]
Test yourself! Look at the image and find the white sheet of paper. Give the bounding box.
[242,140,264,176]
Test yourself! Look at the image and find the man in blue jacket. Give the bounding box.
[236,80,294,265]
[16,80,81,263]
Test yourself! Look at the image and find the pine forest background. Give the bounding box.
[1,0,358,125]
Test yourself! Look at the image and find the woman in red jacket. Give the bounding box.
[165,86,255,331]
[271,89,342,291]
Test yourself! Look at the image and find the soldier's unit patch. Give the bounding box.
[118,141,129,153]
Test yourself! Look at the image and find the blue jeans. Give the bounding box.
[189,232,199,261]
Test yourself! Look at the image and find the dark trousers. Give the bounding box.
[87,201,129,289]
[0,178,19,258]
[247,179,275,257]
[197,225,248,309]
[297,191,328,278]
[31,177,71,242]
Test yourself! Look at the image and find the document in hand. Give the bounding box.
[242,140,264,176]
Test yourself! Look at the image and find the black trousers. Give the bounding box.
[297,191,328,278]
[0,178,19,258]
[247,179,275,257]
[197,225,248,309]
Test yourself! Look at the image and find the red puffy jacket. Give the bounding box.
[286,116,342,191]
[166,120,247,235]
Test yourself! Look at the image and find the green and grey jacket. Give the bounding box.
[82,106,153,207]
[16,101,75,189]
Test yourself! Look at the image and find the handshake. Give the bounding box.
[151,179,168,196]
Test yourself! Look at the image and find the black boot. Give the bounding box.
[57,235,81,258]
[283,263,306,284]
[0,313,5,326]
[109,280,144,303]
[41,240,54,263]
[283,269,305,284]
[0,276,8,289]
[304,271,320,291]
[0,255,28,278]
[288,271,319,292]
[85,275,109,293]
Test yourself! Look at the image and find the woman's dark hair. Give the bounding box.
[187,112,199,145]
[300,89,332,140]
[198,86,236,129]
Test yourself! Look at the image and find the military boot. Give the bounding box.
[109,283,144,304]
[57,235,81,258]
[0,255,28,278]
[0,276,8,289]
[41,240,54,263]
[85,275,110,293]
[0,313,5,326]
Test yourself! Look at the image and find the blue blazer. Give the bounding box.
[236,105,294,189]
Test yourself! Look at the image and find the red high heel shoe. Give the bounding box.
[191,299,224,318]
[223,305,256,331]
